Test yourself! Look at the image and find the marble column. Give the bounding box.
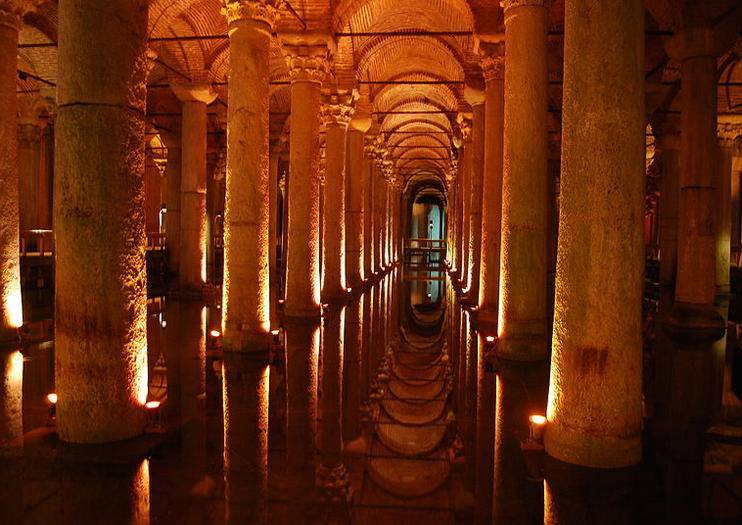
[465,90,485,299]
[321,94,353,300]
[457,114,472,291]
[545,0,644,471]
[715,137,734,295]
[363,138,375,281]
[55,0,150,442]
[653,120,681,287]
[343,297,363,443]
[220,4,281,523]
[17,95,48,232]
[346,116,371,288]
[473,50,503,524]
[498,0,550,361]
[283,39,329,318]
[172,83,216,291]
[162,126,183,274]
[0,2,24,344]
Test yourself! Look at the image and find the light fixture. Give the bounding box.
[46,392,57,426]
[485,335,496,343]
[46,392,57,405]
[210,329,221,338]
[528,414,547,442]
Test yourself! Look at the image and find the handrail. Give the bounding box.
[19,230,169,256]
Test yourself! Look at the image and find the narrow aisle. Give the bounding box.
[352,277,460,524]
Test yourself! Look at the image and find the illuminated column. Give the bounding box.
[17,95,48,232]
[55,0,149,442]
[220,4,280,522]
[371,153,386,274]
[162,127,183,273]
[321,94,353,299]
[0,2,24,343]
[663,27,726,337]
[283,38,329,317]
[477,46,505,325]
[222,1,277,348]
[457,114,472,290]
[545,0,644,470]
[466,92,485,298]
[474,333,495,525]
[715,135,734,295]
[346,116,371,288]
[498,0,550,360]
[172,83,216,291]
[0,350,22,443]
[362,138,375,281]
[343,297,363,442]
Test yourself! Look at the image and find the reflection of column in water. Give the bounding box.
[60,458,150,525]
[343,298,363,443]
[318,306,351,517]
[462,309,476,491]
[0,350,23,524]
[474,333,495,525]
[284,318,321,523]
[361,292,372,400]
[493,361,548,524]
[371,284,384,375]
[222,352,270,525]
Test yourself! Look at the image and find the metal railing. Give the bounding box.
[19,230,168,257]
[404,238,447,271]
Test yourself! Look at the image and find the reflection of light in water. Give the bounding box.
[132,459,151,524]
[136,342,149,406]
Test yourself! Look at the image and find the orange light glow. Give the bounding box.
[485,335,496,343]
[270,329,280,336]
[529,414,547,441]
[46,392,58,405]
[145,400,161,409]
[530,414,546,426]
[210,329,221,338]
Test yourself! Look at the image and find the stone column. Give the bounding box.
[715,136,734,295]
[172,83,216,291]
[55,0,150,442]
[545,0,644,471]
[0,2,24,343]
[0,349,22,443]
[220,4,281,522]
[321,94,353,300]
[17,95,48,232]
[162,125,182,274]
[222,1,277,348]
[457,114,472,290]
[653,120,681,287]
[498,0,550,360]
[343,297,363,443]
[473,47,504,525]
[362,138,375,281]
[346,116,370,288]
[283,39,329,317]
[465,91,485,299]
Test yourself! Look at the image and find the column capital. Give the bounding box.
[480,44,505,83]
[222,0,283,30]
[17,92,52,128]
[281,35,333,84]
[320,91,355,128]
[500,0,551,12]
[457,112,473,143]
[171,82,218,105]
[718,118,742,152]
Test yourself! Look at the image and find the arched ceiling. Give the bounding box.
[14,0,742,192]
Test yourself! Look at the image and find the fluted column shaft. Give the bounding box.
[457,123,472,289]
[55,0,149,442]
[498,0,549,360]
[545,0,644,469]
[17,99,47,232]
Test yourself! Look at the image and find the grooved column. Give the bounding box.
[477,48,505,325]
[498,0,549,360]
[346,119,370,288]
[457,114,472,290]
[222,2,277,348]
[17,95,48,232]
[545,0,644,469]
[172,83,216,291]
[283,41,328,317]
[321,95,353,300]
[55,0,149,442]
[0,3,24,343]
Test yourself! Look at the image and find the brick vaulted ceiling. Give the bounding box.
[15,0,742,188]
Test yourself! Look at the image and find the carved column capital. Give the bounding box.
[222,0,283,30]
[171,82,218,105]
[500,0,551,12]
[0,0,39,30]
[283,41,331,84]
[457,113,473,143]
[320,92,355,128]
[480,45,505,83]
